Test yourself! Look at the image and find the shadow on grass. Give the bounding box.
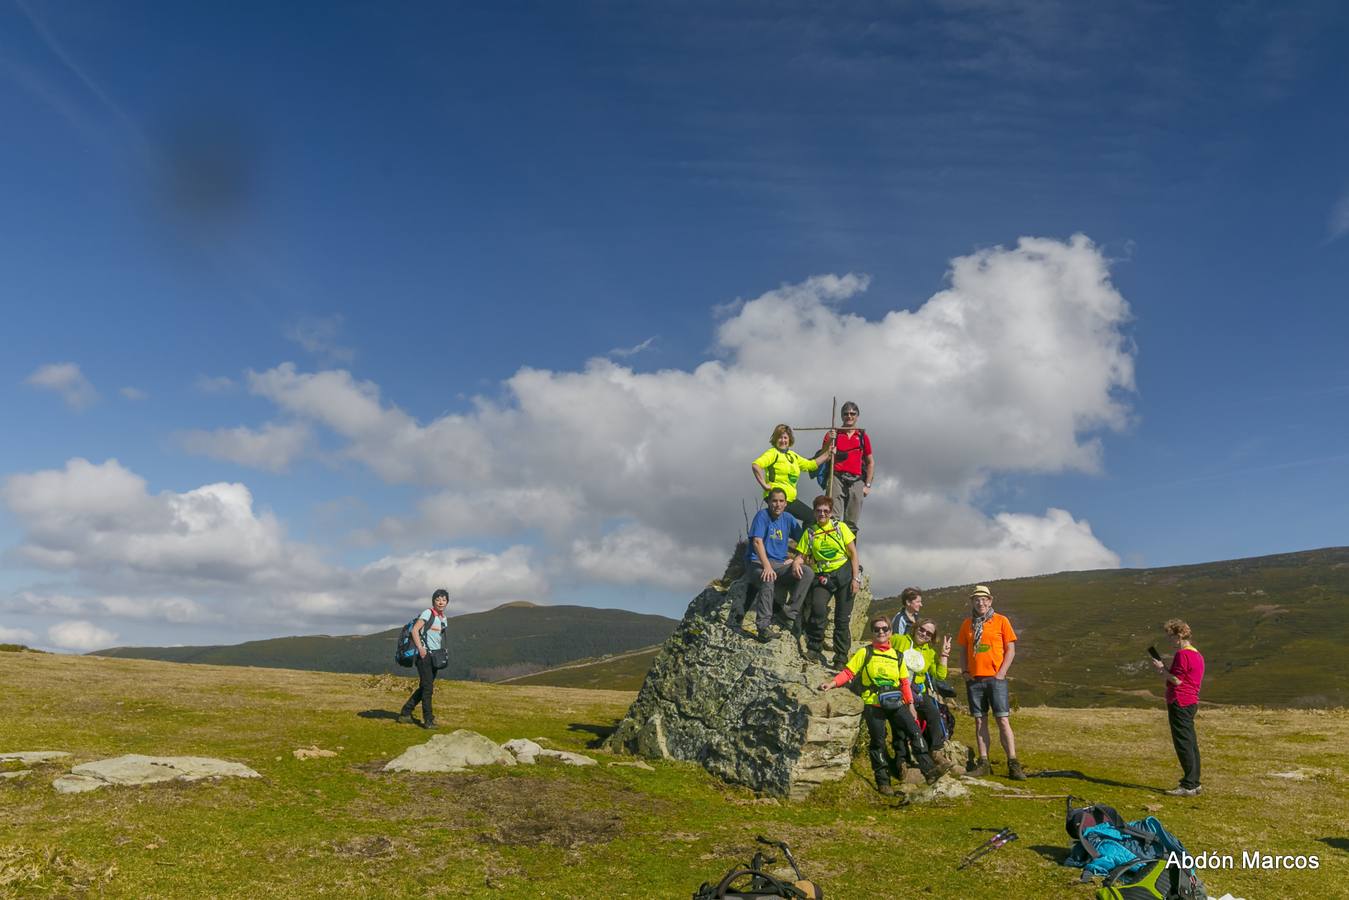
[357,709,401,721]
[1029,769,1164,793]
[1029,844,1071,865]
[1318,837,1349,853]
[569,723,616,748]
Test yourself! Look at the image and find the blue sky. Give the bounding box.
[2,1,1347,651]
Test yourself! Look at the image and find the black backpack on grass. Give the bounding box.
[693,837,822,900]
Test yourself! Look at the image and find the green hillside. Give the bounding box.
[1,650,1345,898]
[504,646,662,689]
[515,547,1349,707]
[871,545,1349,708]
[95,602,677,682]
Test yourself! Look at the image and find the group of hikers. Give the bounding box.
[730,401,1206,798]
[393,397,1206,800]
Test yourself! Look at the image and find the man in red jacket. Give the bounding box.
[819,400,873,535]
[1152,618,1205,796]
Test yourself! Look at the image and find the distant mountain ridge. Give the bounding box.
[95,603,678,682]
[510,547,1349,707]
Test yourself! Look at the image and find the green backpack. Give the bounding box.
[1096,856,1203,900]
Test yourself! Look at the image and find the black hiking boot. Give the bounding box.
[756,628,778,643]
[396,713,414,725]
[421,718,440,730]
[876,781,895,796]
[1007,758,1027,781]
[919,756,952,785]
[968,757,991,777]
[805,649,829,668]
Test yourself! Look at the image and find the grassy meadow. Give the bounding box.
[1,650,1345,898]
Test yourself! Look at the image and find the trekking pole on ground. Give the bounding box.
[956,827,1018,870]
[756,835,803,881]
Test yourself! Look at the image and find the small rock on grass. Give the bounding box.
[904,774,970,804]
[503,738,543,764]
[292,746,338,760]
[537,749,597,766]
[608,760,655,771]
[0,751,70,764]
[502,738,596,767]
[0,770,32,780]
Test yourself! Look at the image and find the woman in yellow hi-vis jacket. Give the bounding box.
[751,423,830,525]
[818,614,950,794]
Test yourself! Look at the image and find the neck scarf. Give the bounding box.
[971,605,994,647]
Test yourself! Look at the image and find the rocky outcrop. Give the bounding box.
[605,574,873,800]
[51,755,261,794]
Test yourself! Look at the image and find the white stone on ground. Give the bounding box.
[384,730,516,773]
[502,738,543,764]
[51,755,261,794]
[292,746,337,760]
[502,738,596,767]
[904,774,970,803]
[1,751,70,763]
[0,770,31,780]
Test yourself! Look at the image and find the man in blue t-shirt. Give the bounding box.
[728,488,812,641]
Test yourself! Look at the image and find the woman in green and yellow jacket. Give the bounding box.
[751,423,830,525]
[897,618,952,753]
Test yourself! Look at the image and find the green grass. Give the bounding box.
[2,650,1346,898]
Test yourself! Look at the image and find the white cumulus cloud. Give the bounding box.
[48,620,118,652]
[2,235,1135,640]
[0,626,37,643]
[232,234,1134,593]
[177,422,312,472]
[24,362,98,410]
[1,458,546,634]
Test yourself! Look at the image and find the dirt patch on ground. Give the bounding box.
[325,834,413,860]
[0,845,118,895]
[406,773,648,849]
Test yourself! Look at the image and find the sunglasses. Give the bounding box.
[873,625,891,632]
[917,629,935,637]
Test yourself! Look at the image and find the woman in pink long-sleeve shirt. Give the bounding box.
[1152,618,1205,796]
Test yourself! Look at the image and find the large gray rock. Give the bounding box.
[605,574,874,799]
[51,755,260,793]
[384,729,516,773]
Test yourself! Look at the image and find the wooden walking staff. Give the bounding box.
[792,396,840,502]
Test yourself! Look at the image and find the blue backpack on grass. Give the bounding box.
[1063,797,1207,899]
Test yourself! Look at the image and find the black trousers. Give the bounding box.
[913,693,947,752]
[786,498,814,524]
[804,567,854,661]
[863,704,930,786]
[401,653,437,721]
[1167,702,1200,789]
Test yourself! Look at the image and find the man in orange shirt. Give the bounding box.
[956,585,1025,780]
